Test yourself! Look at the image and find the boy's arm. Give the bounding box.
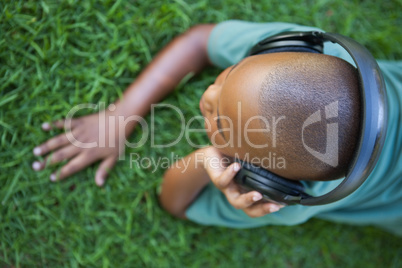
[32,24,215,185]
[114,24,215,119]
[160,146,283,219]
[159,148,211,218]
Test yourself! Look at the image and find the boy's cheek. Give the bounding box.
[199,99,205,116]
[203,116,213,136]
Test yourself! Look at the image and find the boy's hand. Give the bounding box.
[202,146,284,218]
[32,105,133,186]
[31,25,214,187]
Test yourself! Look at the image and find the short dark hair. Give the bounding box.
[258,53,360,181]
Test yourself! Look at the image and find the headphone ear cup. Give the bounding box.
[249,31,324,56]
[236,160,306,193]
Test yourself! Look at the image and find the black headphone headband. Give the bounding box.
[242,31,388,206]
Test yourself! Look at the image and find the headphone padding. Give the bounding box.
[236,160,306,193]
[255,46,321,55]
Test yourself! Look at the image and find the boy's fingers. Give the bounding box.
[48,146,80,165]
[32,146,80,171]
[95,156,117,187]
[243,202,282,218]
[227,191,263,210]
[41,120,64,131]
[202,159,225,179]
[208,163,240,190]
[32,155,50,171]
[41,119,79,131]
[50,152,99,181]
[222,184,286,217]
[33,133,70,156]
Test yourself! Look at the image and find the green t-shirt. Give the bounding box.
[185,20,402,236]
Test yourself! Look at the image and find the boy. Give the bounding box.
[32,21,402,235]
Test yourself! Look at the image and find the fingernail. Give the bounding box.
[95,177,104,186]
[33,147,41,155]
[50,174,56,181]
[252,194,262,202]
[269,205,280,213]
[42,122,50,130]
[32,161,41,171]
[233,163,240,172]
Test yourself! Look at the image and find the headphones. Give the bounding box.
[233,31,388,206]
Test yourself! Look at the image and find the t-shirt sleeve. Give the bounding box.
[207,20,354,68]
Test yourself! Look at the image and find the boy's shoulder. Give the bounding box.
[207,20,354,68]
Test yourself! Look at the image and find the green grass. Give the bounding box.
[1,0,401,267]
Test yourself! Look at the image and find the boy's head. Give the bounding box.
[200,52,360,181]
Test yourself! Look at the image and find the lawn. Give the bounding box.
[1,0,401,267]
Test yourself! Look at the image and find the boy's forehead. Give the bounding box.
[220,56,271,108]
[217,56,271,155]
[219,53,300,104]
[216,54,297,158]
[217,53,312,141]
